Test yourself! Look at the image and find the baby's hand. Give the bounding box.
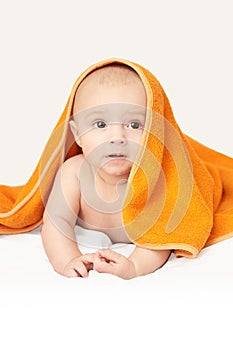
[93,249,136,280]
[62,254,95,278]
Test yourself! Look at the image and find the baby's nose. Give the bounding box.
[109,125,127,145]
[110,138,126,145]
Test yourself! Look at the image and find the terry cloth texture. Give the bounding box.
[0,58,233,258]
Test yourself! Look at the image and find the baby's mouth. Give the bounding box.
[106,153,127,158]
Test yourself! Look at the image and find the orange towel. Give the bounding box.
[0,58,233,258]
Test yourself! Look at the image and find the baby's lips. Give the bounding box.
[107,153,127,158]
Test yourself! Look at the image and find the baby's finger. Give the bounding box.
[73,261,89,278]
[81,253,95,264]
[81,253,95,270]
[63,267,79,278]
[93,253,115,274]
[97,249,123,263]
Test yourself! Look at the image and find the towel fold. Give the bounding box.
[1,58,233,258]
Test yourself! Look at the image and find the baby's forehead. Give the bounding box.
[74,103,146,119]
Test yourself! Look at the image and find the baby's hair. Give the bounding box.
[79,63,141,88]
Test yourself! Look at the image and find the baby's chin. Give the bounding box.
[100,159,133,178]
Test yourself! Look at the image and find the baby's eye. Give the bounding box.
[94,120,107,128]
[127,121,142,129]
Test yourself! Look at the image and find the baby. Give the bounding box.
[41,64,171,279]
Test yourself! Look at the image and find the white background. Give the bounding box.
[0,0,232,186]
[0,1,233,349]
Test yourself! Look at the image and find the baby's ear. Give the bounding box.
[69,120,81,147]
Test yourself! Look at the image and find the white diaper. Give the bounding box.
[74,225,132,250]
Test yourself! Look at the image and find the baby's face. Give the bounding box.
[71,79,147,179]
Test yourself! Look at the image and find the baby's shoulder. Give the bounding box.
[60,154,84,176]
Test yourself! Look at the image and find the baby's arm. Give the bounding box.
[92,246,171,279]
[41,157,84,275]
[128,246,171,277]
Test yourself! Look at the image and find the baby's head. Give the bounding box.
[72,63,147,114]
[70,64,147,179]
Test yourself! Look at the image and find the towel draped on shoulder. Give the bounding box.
[1,58,233,258]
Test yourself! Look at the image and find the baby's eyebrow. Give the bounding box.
[84,109,107,118]
[124,110,146,119]
[73,109,106,121]
[73,106,146,122]
[124,106,146,114]
[126,110,145,115]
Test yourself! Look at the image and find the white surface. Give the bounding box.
[0,1,233,349]
[0,228,233,349]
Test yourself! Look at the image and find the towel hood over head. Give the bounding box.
[1,57,233,258]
